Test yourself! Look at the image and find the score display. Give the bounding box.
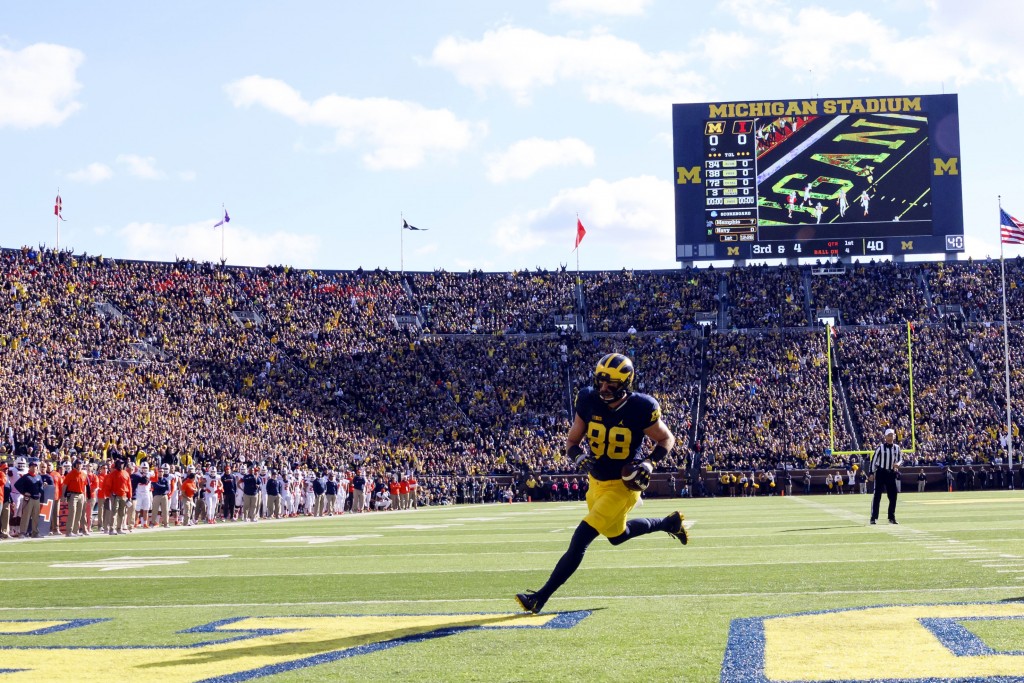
[674,94,964,261]
[703,120,758,243]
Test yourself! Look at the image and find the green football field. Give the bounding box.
[2,490,1024,682]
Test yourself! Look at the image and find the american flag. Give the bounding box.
[1001,209,1024,245]
[54,193,64,221]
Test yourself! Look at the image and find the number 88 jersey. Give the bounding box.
[574,386,662,481]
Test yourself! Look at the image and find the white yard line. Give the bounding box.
[0,554,997,581]
[787,496,1024,571]
[0,585,1021,612]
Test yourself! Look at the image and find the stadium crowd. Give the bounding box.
[3,245,1024,540]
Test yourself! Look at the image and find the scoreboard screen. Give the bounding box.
[673,94,964,261]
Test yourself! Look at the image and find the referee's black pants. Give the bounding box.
[871,469,898,521]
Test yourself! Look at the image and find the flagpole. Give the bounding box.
[575,213,580,275]
[56,187,60,251]
[219,203,226,264]
[400,213,405,274]
[1000,196,1015,468]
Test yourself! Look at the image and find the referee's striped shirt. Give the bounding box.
[871,443,902,472]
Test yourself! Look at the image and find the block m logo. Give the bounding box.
[677,166,701,184]
[705,121,726,135]
[933,157,959,175]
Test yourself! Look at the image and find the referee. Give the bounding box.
[869,428,902,524]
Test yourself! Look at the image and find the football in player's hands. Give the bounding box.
[621,460,654,491]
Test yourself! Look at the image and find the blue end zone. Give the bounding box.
[721,604,1024,683]
[920,616,1024,657]
[193,610,592,683]
[0,610,591,682]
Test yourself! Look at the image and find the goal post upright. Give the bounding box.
[906,320,917,454]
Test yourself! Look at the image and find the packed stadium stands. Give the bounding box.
[2,245,1024,530]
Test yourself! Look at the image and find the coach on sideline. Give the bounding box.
[869,428,902,525]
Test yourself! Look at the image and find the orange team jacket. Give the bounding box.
[87,473,100,498]
[63,470,89,495]
[398,481,410,495]
[0,470,6,505]
[97,472,111,500]
[50,471,63,495]
[181,478,198,499]
[108,470,132,497]
[389,481,400,496]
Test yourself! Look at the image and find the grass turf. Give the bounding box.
[1,490,1023,681]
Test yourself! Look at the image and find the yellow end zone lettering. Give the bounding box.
[0,612,589,682]
[721,603,1024,682]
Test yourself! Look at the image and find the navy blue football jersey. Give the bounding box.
[574,386,662,481]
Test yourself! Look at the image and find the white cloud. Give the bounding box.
[696,31,757,71]
[925,0,1024,92]
[116,154,165,180]
[68,162,113,184]
[486,137,595,183]
[715,0,1010,90]
[963,232,1001,262]
[549,0,652,16]
[428,26,706,116]
[116,219,320,267]
[225,75,484,170]
[0,43,83,128]
[493,175,674,265]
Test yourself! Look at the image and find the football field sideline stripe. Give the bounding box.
[0,584,1019,612]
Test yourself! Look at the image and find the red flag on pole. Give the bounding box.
[54,194,64,221]
[574,218,586,250]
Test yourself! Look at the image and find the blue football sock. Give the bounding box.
[537,521,599,599]
[608,517,669,546]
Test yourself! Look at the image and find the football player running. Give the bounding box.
[515,353,688,614]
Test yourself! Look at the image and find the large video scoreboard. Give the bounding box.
[673,94,964,261]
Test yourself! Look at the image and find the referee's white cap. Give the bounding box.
[884,428,895,436]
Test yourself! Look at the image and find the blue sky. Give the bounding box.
[2,0,1023,271]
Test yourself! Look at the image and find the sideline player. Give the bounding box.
[515,353,687,614]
